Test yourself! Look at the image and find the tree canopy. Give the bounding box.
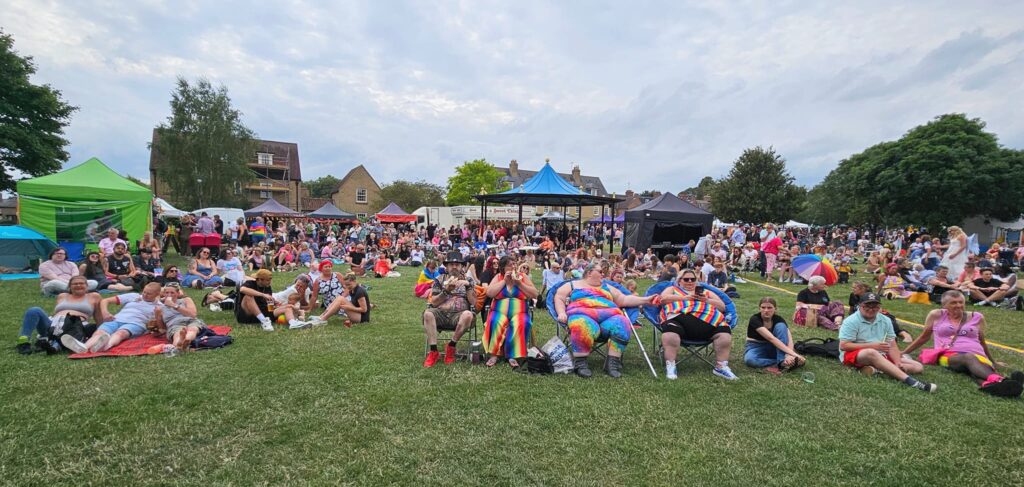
[149,77,257,209]
[373,180,445,212]
[681,176,716,200]
[803,114,1024,229]
[303,175,341,199]
[445,159,507,205]
[709,146,805,223]
[0,30,77,192]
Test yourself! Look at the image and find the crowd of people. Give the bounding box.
[14,211,1024,398]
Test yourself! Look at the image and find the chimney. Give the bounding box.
[509,159,518,178]
[625,189,635,198]
[653,191,662,197]
[571,163,581,185]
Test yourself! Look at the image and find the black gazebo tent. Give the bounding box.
[623,192,714,256]
[307,201,356,220]
[474,162,624,251]
[244,198,303,217]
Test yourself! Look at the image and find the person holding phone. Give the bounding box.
[657,269,735,380]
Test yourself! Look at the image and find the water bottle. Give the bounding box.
[162,344,179,357]
[470,341,482,364]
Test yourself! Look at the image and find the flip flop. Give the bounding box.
[485,356,499,367]
[508,358,520,370]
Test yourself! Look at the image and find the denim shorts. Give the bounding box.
[98,321,147,338]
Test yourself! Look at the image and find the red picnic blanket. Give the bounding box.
[68,325,232,359]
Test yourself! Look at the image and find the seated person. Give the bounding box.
[182,247,224,289]
[414,260,442,299]
[482,258,538,368]
[422,252,477,368]
[904,290,1022,398]
[876,263,912,299]
[849,284,913,343]
[348,244,367,276]
[19,275,101,355]
[154,283,207,353]
[104,242,141,290]
[705,260,738,298]
[235,269,287,331]
[794,276,845,330]
[656,269,734,380]
[955,261,981,287]
[79,251,132,292]
[308,273,371,327]
[98,227,126,256]
[132,246,161,285]
[39,247,97,296]
[744,297,805,374]
[838,293,936,393]
[968,267,1010,307]
[927,265,960,303]
[296,242,316,268]
[409,246,425,267]
[373,251,394,278]
[63,282,163,353]
[216,249,246,287]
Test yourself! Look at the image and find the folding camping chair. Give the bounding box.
[641,280,739,369]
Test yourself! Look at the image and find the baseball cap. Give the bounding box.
[860,293,881,304]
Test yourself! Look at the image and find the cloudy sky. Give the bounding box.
[5,0,1023,193]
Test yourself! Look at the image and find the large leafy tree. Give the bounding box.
[149,77,257,208]
[806,114,1024,229]
[709,146,805,223]
[681,176,717,199]
[445,158,507,205]
[303,175,341,199]
[0,30,77,192]
[373,179,445,212]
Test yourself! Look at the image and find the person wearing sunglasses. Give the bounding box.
[657,268,735,380]
[838,293,936,393]
[182,247,223,289]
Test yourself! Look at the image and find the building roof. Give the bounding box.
[330,164,382,195]
[301,197,331,212]
[149,129,302,181]
[495,164,609,197]
[0,197,17,209]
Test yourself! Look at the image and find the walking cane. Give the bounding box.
[631,319,658,378]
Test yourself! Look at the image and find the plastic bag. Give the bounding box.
[541,336,573,374]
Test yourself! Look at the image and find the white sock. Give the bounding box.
[717,360,728,368]
[666,360,676,367]
[257,313,267,321]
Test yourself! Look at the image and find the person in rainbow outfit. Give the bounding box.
[553,260,655,378]
[414,260,441,298]
[248,217,268,245]
[657,268,736,381]
[482,256,539,368]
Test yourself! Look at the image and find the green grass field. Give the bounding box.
[2,258,1023,485]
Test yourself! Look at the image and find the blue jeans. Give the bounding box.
[20,307,51,338]
[744,323,790,368]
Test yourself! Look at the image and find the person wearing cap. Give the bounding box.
[236,269,283,331]
[422,251,478,367]
[540,260,565,308]
[838,292,937,393]
[903,290,1022,397]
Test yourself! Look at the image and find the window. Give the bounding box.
[591,188,598,196]
[259,182,272,188]
[356,188,367,203]
[233,182,241,195]
[257,153,273,165]
[592,207,600,216]
[357,213,367,219]
[259,191,271,198]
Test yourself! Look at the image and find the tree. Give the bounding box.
[149,77,257,209]
[126,174,149,189]
[303,175,341,199]
[445,159,507,205]
[372,179,445,212]
[681,176,716,199]
[0,30,77,192]
[709,146,805,223]
[806,114,1024,229]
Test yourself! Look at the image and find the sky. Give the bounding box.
[5,0,1024,194]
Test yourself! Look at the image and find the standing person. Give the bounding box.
[838,293,936,392]
[744,297,805,374]
[482,258,539,368]
[940,226,969,280]
[18,276,102,355]
[40,247,97,295]
[213,215,224,235]
[249,217,267,245]
[762,231,783,281]
[195,212,215,234]
[904,290,1022,397]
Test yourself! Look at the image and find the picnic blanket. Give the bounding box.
[0,273,39,281]
[68,325,232,359]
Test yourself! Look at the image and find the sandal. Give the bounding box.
[779,357,796,372]
[508,358,520,370]
[485,356,499,367]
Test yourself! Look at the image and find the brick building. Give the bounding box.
[330,165,382,218]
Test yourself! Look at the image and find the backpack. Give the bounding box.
[794,337,840,359]
[526,351,554,374]
[191,327,234,349]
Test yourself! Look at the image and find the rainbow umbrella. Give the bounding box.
[790,254,839,285]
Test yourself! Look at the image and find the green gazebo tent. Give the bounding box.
[17,157,152,248]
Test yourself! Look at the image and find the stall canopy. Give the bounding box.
[308,201,356,220]
[623,192,714,253]
[0,225,57,270]
[537,211,567,221]
[16,157,152,246]
[589,214,624,223]
[376,202,416,223]
[476,162,621,207]
[784,220,810,229]
[244,199,302,217]
[155,198,186,218]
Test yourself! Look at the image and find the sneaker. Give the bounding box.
[209,303,222,312]
[258,316,275,332]
[1011,371,1024,384]
[88,334,109,353]
[61,334,88,354]
[288,319,311,330]
[665,361,678,380]
[36,337,60,355]
[423,350,440,368]
[915,382,938,393]
[16,339,32,355]
[712,365,739,381]
[859,365,877,377]
[444,343,457,364]
[307,316,327,327]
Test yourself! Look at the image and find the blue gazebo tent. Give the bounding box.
[0,225,58,273]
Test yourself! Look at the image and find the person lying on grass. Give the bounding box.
[902,290,1023,398]
[307,273,371,328]
[18,275,102,355]
[153,283,206,353]
[744,297,805,375]
[838,292,937,393]
[62,282,163,354]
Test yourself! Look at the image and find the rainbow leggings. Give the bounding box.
[567,307,631,355]
[482,298,532,358]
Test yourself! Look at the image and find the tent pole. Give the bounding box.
[518,203,523,230]
[561,205,567,251]
[576,204,582,250]
[601,204,606,254]
[610,202,616,254]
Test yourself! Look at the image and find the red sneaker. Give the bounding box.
[444,344,457,364]
[423,350,440,368]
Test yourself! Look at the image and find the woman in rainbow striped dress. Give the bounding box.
[658,268,736,381]
[553,261,656,378]
[482,257,539,368]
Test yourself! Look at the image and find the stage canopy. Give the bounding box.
[623,192,714,253]
[308,201,356,220]
[376,202,416,223]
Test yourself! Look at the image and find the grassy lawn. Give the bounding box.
[2,257,1023,485]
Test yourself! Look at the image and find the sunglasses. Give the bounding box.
[680,277,697,282]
